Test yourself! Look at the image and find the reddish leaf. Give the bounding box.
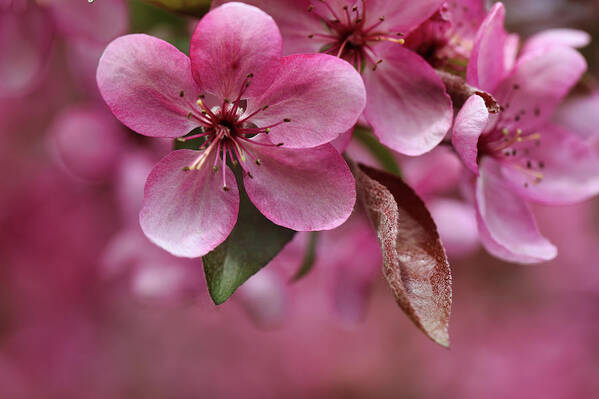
[355,164,452,347]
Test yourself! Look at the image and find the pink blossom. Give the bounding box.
[0,0,127,97]
[97,3,365,257]
[213,0,453,156]
[452,3,599,263]
[404,0,488,73]
[47,104,125,182]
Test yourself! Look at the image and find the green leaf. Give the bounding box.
[290,232,319,282]
[202,172,296,304]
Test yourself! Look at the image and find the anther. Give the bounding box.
[255,159,262,166]
[179,90,184,97]
[283,118,291,122]
[223,186,230,191]
[182,166,191,171]
[277,142,284,146]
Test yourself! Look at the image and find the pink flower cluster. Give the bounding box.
[3,0,599,353]
[93,0,599,268]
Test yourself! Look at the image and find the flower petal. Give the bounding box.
[476,157,556,264]
[211,0,325,55]
[190,2,282,99]
[452,94,489,174]
[140,150,239,258]
[0,8,54,97]
[401,145,464,197]
[97,34,201,138]
[554,93,599,145]
[242,141,355,231]
[501,124,599,205]
[363,43,452,156]
[248,54,365,148]
[330,128,354,153]
[366,0,445,34]
[522,29,591,55]
[493,45,587,135]
[467,2,509,92]
[428,199,479,259]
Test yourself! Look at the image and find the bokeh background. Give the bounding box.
[1,0,599,397]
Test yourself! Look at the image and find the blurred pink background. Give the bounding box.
[1,0,599,397]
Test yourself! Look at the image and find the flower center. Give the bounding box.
[306,0,405,71]
[478,83,547,188]
[177,74,290,191]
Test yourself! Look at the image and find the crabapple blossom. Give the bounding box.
[452,3,599,263]
[97,2,366,257]
[213,0,453,156]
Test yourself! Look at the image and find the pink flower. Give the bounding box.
[404,0,488,73]
[451,3,599,263]
[0,0,127,97]
[213,0,453,156]
[97,2,365,258]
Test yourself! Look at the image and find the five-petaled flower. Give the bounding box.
[97,2,366,257]
[213,0,453,156]
[451,3,599,263]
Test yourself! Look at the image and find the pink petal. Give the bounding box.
[554,92,599,145]
[0,8,54,97]
[49,104,124,181]
[48,0,128,43]
[451,94,489,174]
[445,0,487,41]
[401,145,464,197]
[242,141,355,231]
[503,33,520,73]
[363,43,452,156]
[476,157,556,264]
[211,0,324,55]
[140,150,239,258]
[366,0,445,34]
[97,34,201,138]
[116,150,156,220]
[248,54,365,149]
[493,45,587,135]
[428,198,479,259]
[501,124,599,205]
[522,29,591,55]
[330,128,354,153]
[189,2,282,99]
[467,3,509,92]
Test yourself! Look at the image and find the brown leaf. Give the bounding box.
[355,164,452,347]
[437,69,501,114]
